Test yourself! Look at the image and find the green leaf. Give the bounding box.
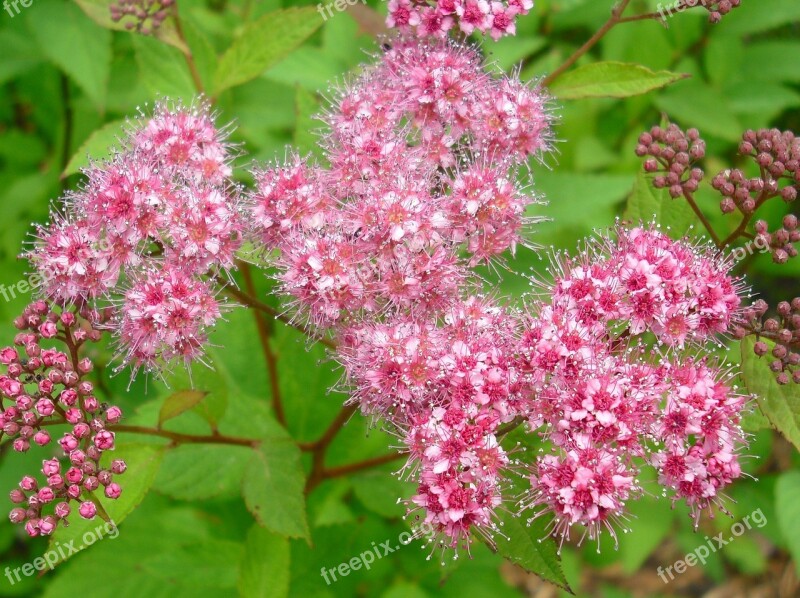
[294,86,322,159]
[243,440,309,540]
[46,443,164,567]
[623,171,698,236]
[491,510,570,592]
[214,8,324,96]
[27,2,112,109]
[140,539,244,589]
[238,525,290,598]
[655,81,742,142]
[63,119,128,177]
[549,61,688,99]
[159,390,209,427]
[154,444,250,500]
[741,337,800,452]
[618,496,675,573]
[352,470,413,519]
[775,471,800,574]
[133,35,198,100]
[164,359,229,428]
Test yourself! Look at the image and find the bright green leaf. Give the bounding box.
[741,337,800,452]
[134,35,198,100]
[63,119,128,177]
[214,8,323,96]
[243,441,309,540]
[775,471,800,574]
[159,390,209,427]
[491,510,570,591]
[624,171,698,236]
[154,444,250,501]
[27,2,112,109]
[47,443,164,567]
[549,61,688,99]
[238,525,290,598]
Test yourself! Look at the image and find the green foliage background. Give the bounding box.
[0,0,799,596]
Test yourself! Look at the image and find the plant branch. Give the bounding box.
[111,424,259,448]
[541,0,633,87]
[682,189,723,248]
[172,6,206,96]
[214,275,337,349]
[321,451,407,480]
[239,261,286,426]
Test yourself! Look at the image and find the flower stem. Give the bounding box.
[239,261,286,426]
[542,0,633,87]
[111,425,260,448]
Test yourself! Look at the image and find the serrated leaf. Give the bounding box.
[27,2,112,109]
[776,471,800,574]
[491,510,570,592]
[243,441,309,540]
[154,444,249,501]
[624,171,698,235]
[46,443,164,567]
[549,61,688,99]
[238,525,290,598]
[63,119,128,177]
[741,337,800,452]
[159,390,209,427]
[213,8,323,96]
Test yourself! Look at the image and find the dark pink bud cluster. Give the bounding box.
[3,301,125,537]
[738,298,800,385]
[387,0,533,40]
[26,101,241,373]
[712,129,799,212]
[637,124,705,198]
[109,0,175,34]
[518,224,747,546]
[701,0,742,23]
[752,216,799,264]
[248,37,551,330]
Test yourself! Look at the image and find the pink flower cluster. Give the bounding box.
[248,37,551,549]
[26,102,241,373]
[3,301,126,537]
[520,225,747,547]
[246,34,749,551]
[340,298,527,548]
[248,37,551,329]
[387,0,534,40]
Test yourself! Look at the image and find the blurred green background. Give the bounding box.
[1,0,799,596]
